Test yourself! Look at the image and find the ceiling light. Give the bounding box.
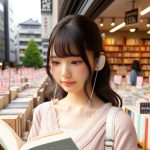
[140,6,150,16]
[130,28,136,32]
[147,30,150,34]
[146,19,150,27]
[99,18,104,27]
[110,22,125,32]
[108,6,150,33]
[100,23,103,27]
[111,18,115,26]
[140,19,143,23]
[147,23,150,27]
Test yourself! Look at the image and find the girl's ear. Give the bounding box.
[95,54,106,71]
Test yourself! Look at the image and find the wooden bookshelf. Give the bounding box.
[104,37,150,77]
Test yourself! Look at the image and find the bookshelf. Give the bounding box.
[104,37,150,77]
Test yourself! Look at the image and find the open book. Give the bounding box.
[0,119,78,150]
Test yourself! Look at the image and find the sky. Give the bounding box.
[12,0,41,25]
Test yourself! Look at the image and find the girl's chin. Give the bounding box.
[62,88,82,94]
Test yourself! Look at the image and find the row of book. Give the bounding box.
[123,46,140,51]
[142,71,150,78]
[123,58,140,64]
[105,45,150,51]
[142,65,150,70]
[106,53,122,57]
[104,45,122,51]
[108,58,122,64]
[104,38,124,45]
[104,37,150,45]
[112,64,150,71]
[105,51,150,63]
[125,106,150,149]
[0,70,79,150]
[123,52,140,57]
[141,46,150,51]
[0,77,47,136]
[141,53,150,57]
[107,57,150,64]
[109,58,140,65]
[113,79,150,149]
[141,59,150,63]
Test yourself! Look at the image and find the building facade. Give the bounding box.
[0,0,5,64]
[41,0,52,66]
[17,19,42,65]
[4,0,15,66]
[41,0,64,66]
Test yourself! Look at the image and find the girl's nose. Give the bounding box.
[61,63,71,79]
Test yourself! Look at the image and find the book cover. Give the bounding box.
[0,119,78,150]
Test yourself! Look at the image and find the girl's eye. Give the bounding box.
[51,61,60,65]
[71,61,83,65]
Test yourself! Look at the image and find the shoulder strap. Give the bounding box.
[104,106,121,150]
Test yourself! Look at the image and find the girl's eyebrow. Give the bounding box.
[50,55,81,58]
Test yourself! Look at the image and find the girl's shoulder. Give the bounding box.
[34,101,52,115]
[36,101,51,109]
[113,108,137,149]
[115,108,135,132]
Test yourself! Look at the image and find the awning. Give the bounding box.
[59,0,114,21]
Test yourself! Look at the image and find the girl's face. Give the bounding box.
[50,49,95,94]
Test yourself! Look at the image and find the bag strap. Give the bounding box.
[105,106,121,150]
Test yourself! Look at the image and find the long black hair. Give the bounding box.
[131,60,141,73]
[45,15,122,107]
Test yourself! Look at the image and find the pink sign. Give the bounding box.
[126,75,130,85]
[0,80,10,93]
[14,75,22,84]
[2,70,9,80]
[114,75,122,85]
[136,76,143,89]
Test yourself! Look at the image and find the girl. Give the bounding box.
[28,15,137,150]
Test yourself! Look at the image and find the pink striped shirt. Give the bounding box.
[28,101,137,150]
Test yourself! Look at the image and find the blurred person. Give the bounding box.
[130,60,142,86]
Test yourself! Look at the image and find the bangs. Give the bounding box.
[52,27,85,58]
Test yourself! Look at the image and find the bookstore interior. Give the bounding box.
[0,0,150,150]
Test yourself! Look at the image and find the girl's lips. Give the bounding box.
[61,81,76,87]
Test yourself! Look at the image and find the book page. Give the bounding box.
[0,119,24,150]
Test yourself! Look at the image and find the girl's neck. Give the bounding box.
[65,92,90,106]
[62,92,104,109]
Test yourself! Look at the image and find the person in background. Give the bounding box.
[28,15,137,150]
[130,60,142,86]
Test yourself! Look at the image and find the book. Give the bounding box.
[0,119,78,150]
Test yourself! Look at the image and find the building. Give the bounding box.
[0,0,5,66]
[41,0,64,66]
[41,0,52,66]
[4,0,15,66]
[17,18,42,65]
[41,0,53,66]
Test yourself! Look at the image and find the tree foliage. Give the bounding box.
[22,39,44,68]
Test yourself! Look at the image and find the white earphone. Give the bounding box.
[95,53,106,71]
